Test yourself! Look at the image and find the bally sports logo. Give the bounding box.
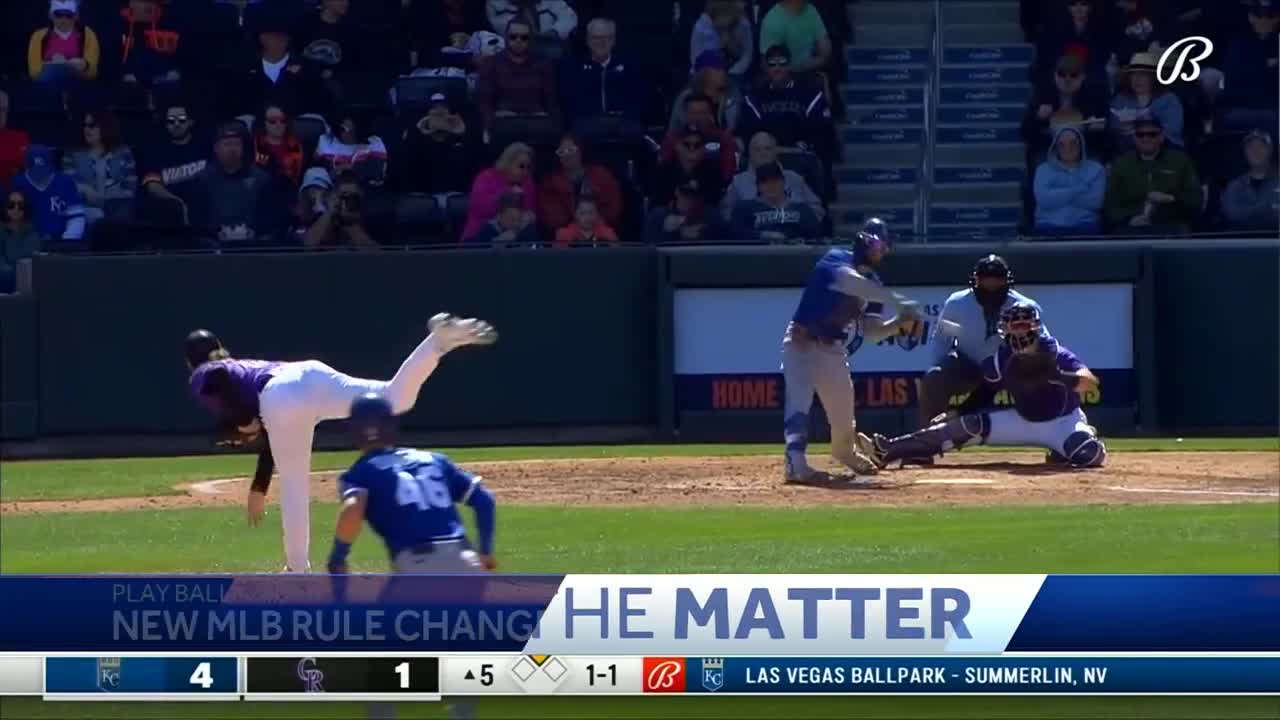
[642,657,686,692]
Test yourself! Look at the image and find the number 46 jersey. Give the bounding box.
[339,448,484,559]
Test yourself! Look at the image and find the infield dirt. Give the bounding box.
[2,452,1277,515]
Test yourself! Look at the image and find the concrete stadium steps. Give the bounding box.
[929,0,1030,236]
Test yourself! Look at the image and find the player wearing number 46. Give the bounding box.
[782,217,924,485]
[185,314,498,572]
[327,393,497,576]
[870,303,1107,469]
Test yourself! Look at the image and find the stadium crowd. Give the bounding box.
[0,0,846,275]
[1020,0,1278,237]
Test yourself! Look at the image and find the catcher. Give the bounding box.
[871,303,1107,469]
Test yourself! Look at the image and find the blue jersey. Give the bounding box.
[791,248,883,343]
[339,448,485,558]
[980,337,1084,422]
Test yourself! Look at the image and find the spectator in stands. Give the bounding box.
[739,45,830,152]
[1104,116,1201,234]
[722,131,824,220]
[645,179,728,243]
[1,191,43,293]
[290,166,332,244]
[1112,0,1177,61]
[240,11,329,118]
[63,110,137,226]
[298,0,359,81]
[465,189,538,245]
[651,124,727,207]
[554,196,619,246]
[560,18,645,124]
[0,91,32,189]
[1022,54,1108,158]
[462,141,537,240]
[254,103,304,188]
[409,0,488,70]
[730,161,820,242]
[759,0,832,74]
[670,52,743,134]
[663,93,739,183]
[315,109,388,187]
[1032,125,1106,235]
[190,121,282,246]
[1108,52,1185,151]
[395,93,475,194]
[487,0,578,40]
[1220,129,1280,230]
[27,0,101,93]
[138,101,207,229]
[117,0,184,89]
[537,132,623,236]
[475,18,560,132]
[1219,0,1279,133]
[1035,0,1117,88]
[691,0,755,88]
[12,145,85,245]
[304,169,378,248]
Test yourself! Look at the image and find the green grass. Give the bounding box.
[4,696,1279,720]
[3,503,1276,575]
[3,438,1275,503]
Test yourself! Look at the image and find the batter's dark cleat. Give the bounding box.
[899,455,936,468]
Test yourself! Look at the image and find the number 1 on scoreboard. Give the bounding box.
[395,662,410,689]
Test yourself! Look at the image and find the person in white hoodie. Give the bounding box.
[487,0,577,40]
[1032,124,1106,237]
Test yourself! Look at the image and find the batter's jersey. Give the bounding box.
[187,359,281,418]
[980,339,1084,422]
[930,289,1046,366]
[791,248,884,344]
[339,448,482,559]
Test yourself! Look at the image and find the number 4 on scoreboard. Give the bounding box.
[189,662,214,689]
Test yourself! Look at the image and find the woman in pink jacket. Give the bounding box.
[462,142,536,242]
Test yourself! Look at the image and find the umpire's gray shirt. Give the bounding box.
[930,288,1047,366]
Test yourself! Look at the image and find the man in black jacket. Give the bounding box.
[739,44,831,151]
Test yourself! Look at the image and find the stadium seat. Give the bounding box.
[394,193,446,243]
[293,114,328,161]
[394,76,468,117]
[489,115,563,155]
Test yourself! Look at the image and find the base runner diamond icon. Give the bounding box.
[542,658,568,683]
[510,657,537,682]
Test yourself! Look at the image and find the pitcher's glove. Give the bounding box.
[217,418,263,448]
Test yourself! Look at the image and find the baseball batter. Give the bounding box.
[909,254,1047,465]
[782,217,922,483]
[185,314,497,572]
[871,303,1107,468]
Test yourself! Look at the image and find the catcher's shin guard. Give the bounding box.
[879,413,990,464]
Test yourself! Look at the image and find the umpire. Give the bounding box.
[911,255,1046,462]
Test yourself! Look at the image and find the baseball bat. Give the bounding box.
[936,318,964,337]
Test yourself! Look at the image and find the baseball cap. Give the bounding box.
[755,162,784,184]
[299,166,333,195]
[1125,52,1158,73]
[24,145,55,185]
[49,0,77,17]
[215,121,245,141]
[1133,114,1163,131]
[1244,129,1274,146]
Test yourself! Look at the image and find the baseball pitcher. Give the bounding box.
[185,313,497,572]
[782,217,923,484]
[909,254,1047,465]
[871,303,1107,469]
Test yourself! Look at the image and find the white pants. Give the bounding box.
[987,407,1094,454]
[781,331,860,470]
[392,540,485,574]
[259,335,444,571]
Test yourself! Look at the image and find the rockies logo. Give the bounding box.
[296,657,325,692]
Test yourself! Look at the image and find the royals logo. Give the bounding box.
[97,657,121,691]
[296,657,325,693]
[701,658,724,692]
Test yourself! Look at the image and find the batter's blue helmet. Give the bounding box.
[853,217,893,265]
[348,393,398,445]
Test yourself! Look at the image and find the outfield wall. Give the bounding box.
[2,241,1275,444]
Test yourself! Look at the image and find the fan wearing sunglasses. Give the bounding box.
[474,18,560,132]
[1103,115,1202,234]
[254,103,304,186]
[462,141,537,242]
[138,102,208,228]
[1022,53,1108,160]
[1,192,42,293]
[740,44,830,152]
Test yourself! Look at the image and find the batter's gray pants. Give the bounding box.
[916,351,984,429]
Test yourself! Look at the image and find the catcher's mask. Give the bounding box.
[348,393,398,447]
[853,216,893,266]
[999,303,1043,355]
[185,329,229,370]
[970,253,1012,309]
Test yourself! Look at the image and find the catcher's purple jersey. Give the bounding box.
[980,339,1083,422]
[188,359,281,417]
